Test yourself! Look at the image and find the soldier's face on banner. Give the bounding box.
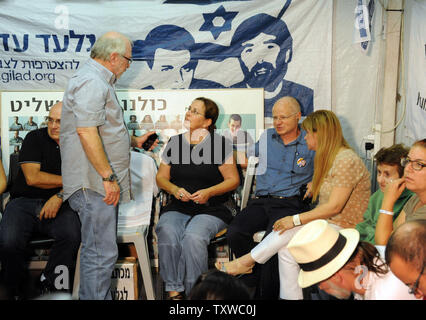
[228,119,241,136]
[151,48,194,89]
[240,33,280,86]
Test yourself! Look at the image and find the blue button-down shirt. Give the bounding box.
[248,127,315,197]
[61,59,131,202]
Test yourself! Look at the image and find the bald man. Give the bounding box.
[0,102,81,300]
[61,31,157,300]
[226,96,315,299]
[386,221,426,299]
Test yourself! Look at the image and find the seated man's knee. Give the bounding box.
[0,233,24,255]
[182,232,209,250]
[227,220,249,243]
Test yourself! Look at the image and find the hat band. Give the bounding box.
[298,233,347,272]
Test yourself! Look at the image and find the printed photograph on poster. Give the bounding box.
[1,88,264,174]
[118,89,264,166]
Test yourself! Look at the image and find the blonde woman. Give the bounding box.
[216,110,371,299]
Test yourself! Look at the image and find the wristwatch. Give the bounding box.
[56,192,64,200]
[102,173,118,182]
[292,214,302,226]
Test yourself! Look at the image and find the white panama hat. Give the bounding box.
[287,219,360,288]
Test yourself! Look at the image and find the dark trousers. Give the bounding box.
[227,197,309,299]
[0,197,81,295]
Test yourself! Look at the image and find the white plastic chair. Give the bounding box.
[240,156,259,211]
[239,156,265,243]
[72,151,158,300]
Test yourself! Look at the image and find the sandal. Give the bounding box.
[168,292,185,300]
[215,260,254,276]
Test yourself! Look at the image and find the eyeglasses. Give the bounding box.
[401,157,426,171]
[47,117,61,125]
[120,54,133,65]
[273,112,298,122]
[185,106,204,117]
[408,264,424,295]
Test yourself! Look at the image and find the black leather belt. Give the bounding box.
[255,194,299,200]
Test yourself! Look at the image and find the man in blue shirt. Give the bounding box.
[227,96,315,299]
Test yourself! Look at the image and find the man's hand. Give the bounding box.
[103,180,120,206]
[132,131,159,150]
[39,195,62,220]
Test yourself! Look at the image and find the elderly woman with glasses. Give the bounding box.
[155,97,240,300]
[375,139,426,245]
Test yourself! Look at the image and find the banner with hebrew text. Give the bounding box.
[0,0,332,122]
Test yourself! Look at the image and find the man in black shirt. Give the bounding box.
[0,102,81,300]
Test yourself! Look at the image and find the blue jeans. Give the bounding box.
[68,188,118,300]
[0,197,81,294]
[155,211,227,295]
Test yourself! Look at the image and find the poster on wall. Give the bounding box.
[0,88,264,175]
[0,0,332,126]
[404,0,426,141]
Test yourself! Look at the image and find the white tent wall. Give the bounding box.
[332,0,386,159]
[395,0,426,147]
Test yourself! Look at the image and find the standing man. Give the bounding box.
[60,31,156,300]
[226,96,315,299]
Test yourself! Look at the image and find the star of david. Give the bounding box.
[199,5,238,40]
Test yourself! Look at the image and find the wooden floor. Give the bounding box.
[0,239,226,300]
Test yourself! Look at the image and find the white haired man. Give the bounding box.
[60,31,156,300]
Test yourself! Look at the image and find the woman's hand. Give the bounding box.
[303,182,313,200]
[382,177,406,210]
[273,216,295,235]
[190,189,211,205]
[173,187,191,202]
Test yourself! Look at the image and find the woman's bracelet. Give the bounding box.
[379,209,394,216]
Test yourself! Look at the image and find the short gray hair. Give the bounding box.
[90,32,131,61]
[273,96,301,114]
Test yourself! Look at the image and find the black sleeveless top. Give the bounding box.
[161,132,234,224]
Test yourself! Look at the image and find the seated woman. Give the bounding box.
[155,97,240,300]
[375,139,426,245]
[356,144,413,244]
[216,110,371,300]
